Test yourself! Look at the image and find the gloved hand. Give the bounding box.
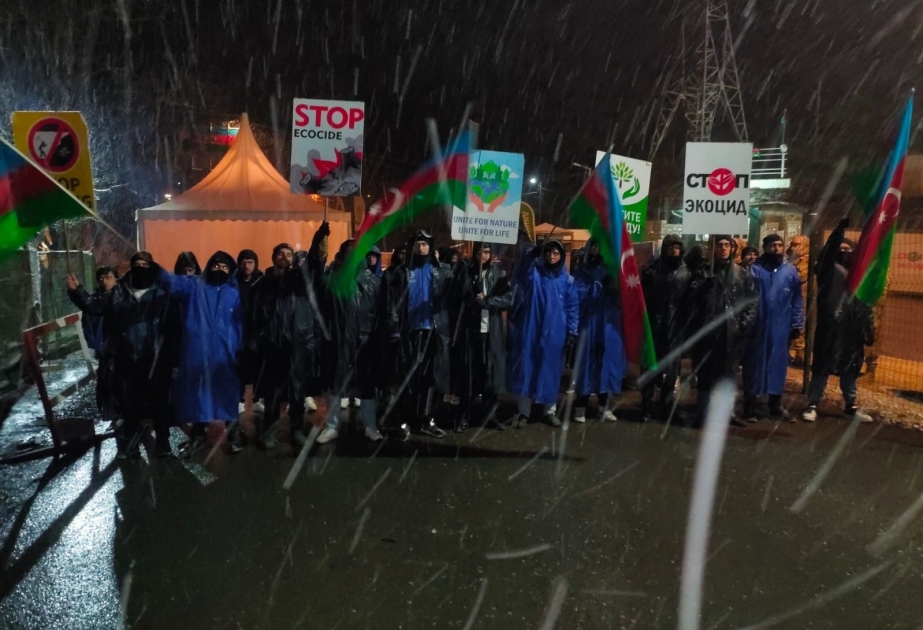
[789,328,801,341]
[837,218,849,231]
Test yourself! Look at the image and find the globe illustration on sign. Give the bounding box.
[469,160,511,213]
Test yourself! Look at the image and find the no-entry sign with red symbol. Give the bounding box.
[11,111,95,211]
[682,142,752,235]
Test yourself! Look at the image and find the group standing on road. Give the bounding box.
[65,221,875,459]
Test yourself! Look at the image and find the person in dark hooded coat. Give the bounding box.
[315,241,384,444]
[740,246,759,269]
[639,234,686,421]
[173,251,201,276]
[802,220,875,423]
[379,230,460,440]
[236,249,264,413]
[571,239,626,424]
[453,242,513,432]
[158,251,244,456]
[379,247,406,402]
[66,266,119,422]
[249,227,327,450]
[688,235,758,425]
[507,239,579,428]
[103,252,173,458]
[742,234,804,420]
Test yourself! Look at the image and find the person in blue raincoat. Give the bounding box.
[158,251,244,457]
[742,234,804,420]
[571,239,626,424]
[507,239,579,428]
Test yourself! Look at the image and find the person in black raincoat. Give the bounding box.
[315,241,384,444]
[379,230,460,440]
[236,249,264,414]
[103,252,173,458]
[640,234,686,422]
[379,247,406,403]
[688,235,758,426]
[173,251,201,277]
[66,266,119,422]
[801,220,875,423]
[740,246,759,269]
[249,228,326,450]
[452,242,512,433]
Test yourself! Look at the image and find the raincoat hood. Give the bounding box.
[205,251,238,286]
[366,245,382,277]
[237,249,259,269]
[542,239,567,272]
[174,251,201,275]
[411,230,437,267]
[660,234,685,262]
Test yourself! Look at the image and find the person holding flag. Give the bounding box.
[568,154,658,422]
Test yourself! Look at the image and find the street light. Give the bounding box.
[529,177,538,185]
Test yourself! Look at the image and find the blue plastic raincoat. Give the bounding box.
[742,255,804,396]
[572,257,626,396]
[159,262,243,423]
[507,251,579,404]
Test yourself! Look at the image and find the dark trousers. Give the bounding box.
[459,333,499,423]
[641,360,680,415]
[398,329,437,429]
[115,358,171,453]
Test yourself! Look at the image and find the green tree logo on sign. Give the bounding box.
[612,161,641,201]
[469,160,511,212]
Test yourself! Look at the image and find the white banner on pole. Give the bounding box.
[290,99,364,197]
[682,142,752,234]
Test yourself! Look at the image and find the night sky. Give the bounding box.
[2,0,922,230]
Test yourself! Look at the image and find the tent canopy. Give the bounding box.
[137,112,351,269]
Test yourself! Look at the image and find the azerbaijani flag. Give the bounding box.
[0,139,89,257]
[329,130,471,296]
[569,155,658,368]
[846,95,913,306]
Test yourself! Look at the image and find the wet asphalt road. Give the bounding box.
[2,396,923,629]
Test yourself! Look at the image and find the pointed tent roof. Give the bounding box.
[139,113,337,218]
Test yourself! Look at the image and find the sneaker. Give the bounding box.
[305,397,317,412]
[228,429,243,454]
[847,407,873,424]
[602,410,618,423]
[545,412,563,428]
[351,398,361,408]
[573,407,587,424]
[419,419,446,438]
[455,413,470,434]
[802,406,818,423]
[510,414,528,429]
[729,415,748,428]
[340,398,349,410]
[179,437,205,459]
[365,427,384,442]
[238,402,246,415]
[291,429,308,447]
[396,423,411,442]
[317,427,339,444]
[258,430,277,450]
[769,405,792,422]
[253,400,265,414]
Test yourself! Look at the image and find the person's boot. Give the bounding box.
[768,395,792,422]
[227,425,244,454]
[420,418,446,438]
[455,412,470,434]
[545,411,563,428]
[742,396,758,423]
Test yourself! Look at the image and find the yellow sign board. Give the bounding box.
[519,202,536,243]
[11,111,95,211]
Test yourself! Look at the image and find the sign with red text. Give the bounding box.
[290,99,364,197]
[682,142,752,234]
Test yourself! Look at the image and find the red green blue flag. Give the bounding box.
[0,139,89,257]
[846,95,913,306]
[329,130,471,296]
[569,156,658,368]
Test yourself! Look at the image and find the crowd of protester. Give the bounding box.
[65,220,875,460]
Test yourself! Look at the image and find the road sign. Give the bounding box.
[12,112,95,211]
[682,142,752,235]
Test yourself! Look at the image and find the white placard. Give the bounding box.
[682,142,752,234]
[451,150,524,244]
[290,98,364,197]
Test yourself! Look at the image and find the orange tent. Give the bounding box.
[136,113,351,270]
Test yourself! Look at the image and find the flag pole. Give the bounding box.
[324,196,328,222]
[62,219,73,275]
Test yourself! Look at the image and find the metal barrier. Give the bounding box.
[21,312,97,450]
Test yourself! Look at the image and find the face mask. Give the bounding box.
[836,251,852,267]
[206,269,229,285]
[131,266,155,289]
